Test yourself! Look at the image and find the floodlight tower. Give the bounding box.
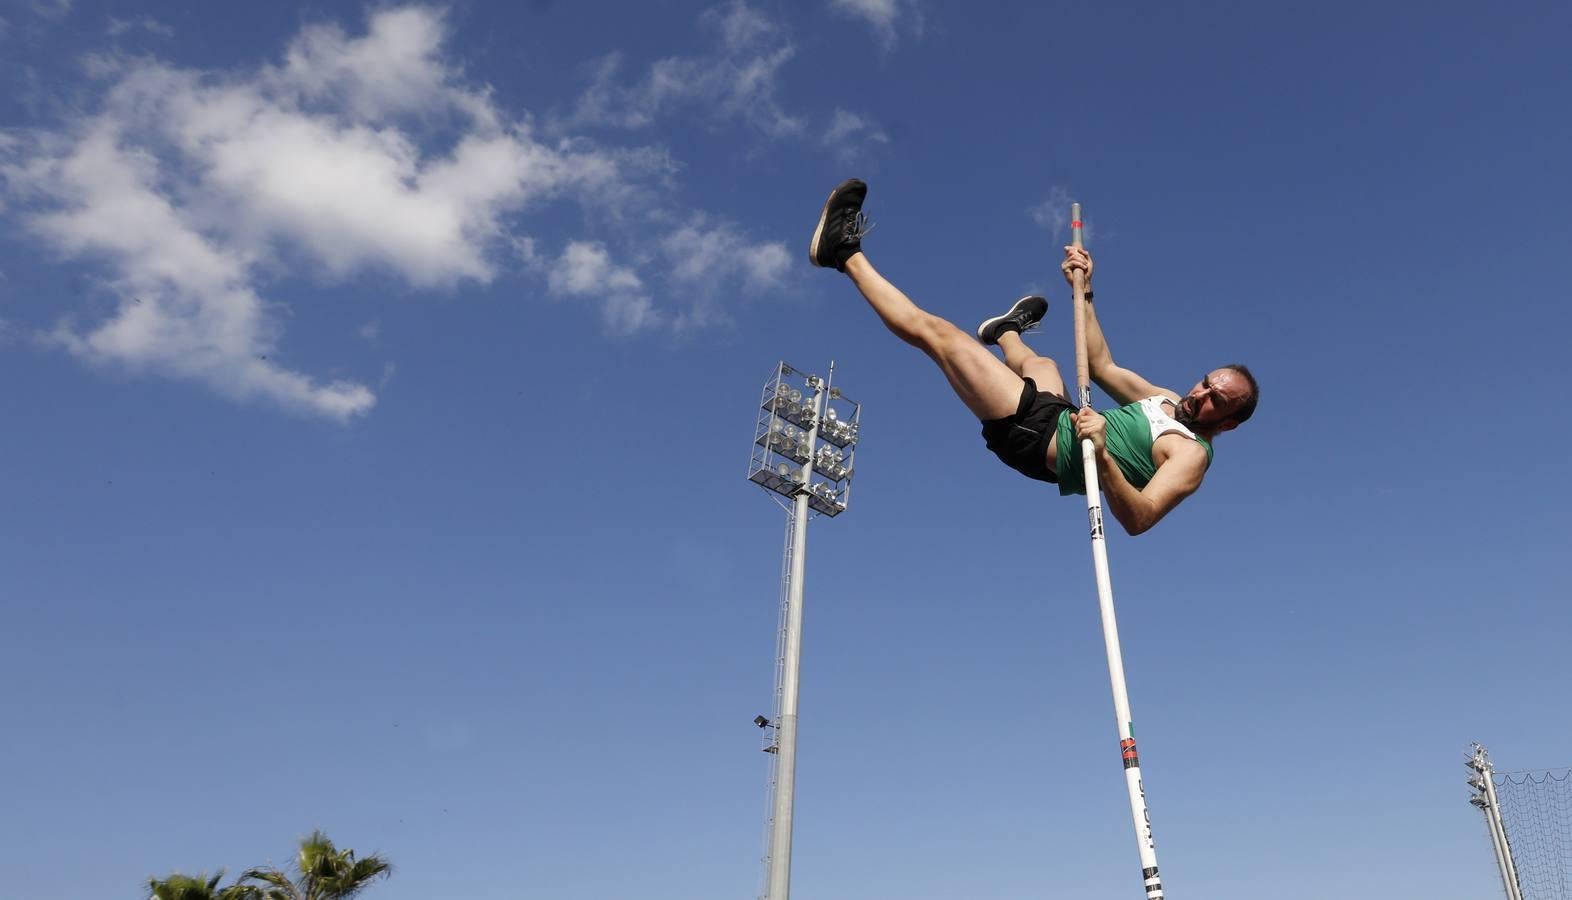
[746,360,861,900]
[1467,743,1525,900]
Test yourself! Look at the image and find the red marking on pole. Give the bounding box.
[1071,220,1083,229]
[1121,738,1138,760]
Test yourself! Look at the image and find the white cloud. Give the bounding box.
[830,0,897,28]
[662,224,788,291]
[13,124,376,419]
[546,241,659,334]
[602,292,660,335]
[30,0,72,20]
[1,3,802,418]
[1,5,644,418]
[273,7,493,127]
[659,221,790,330]
[827,0,922,47]
[547,241,642,295]
[107,15,173,38]
[358,319,380,341]
[1030,186,1074,237]
[822,108,889,162]
[568,1,802,138]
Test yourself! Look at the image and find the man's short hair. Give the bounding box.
[1222,364,1259,424]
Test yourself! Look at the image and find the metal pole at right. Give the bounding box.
[1474,748,1525,900]
[1069,203,1165,900]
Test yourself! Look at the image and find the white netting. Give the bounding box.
[1498,767,1572,900]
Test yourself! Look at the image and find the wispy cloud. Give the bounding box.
[107,15,173,38]
[29,0,73,21]
[1030,186,1074,237]
[567,0,802,138]
[660,219,789,330]
[1029,186,1103,248]
[545,241,659,335]
[822,108,889,162]
[826,0,923,48]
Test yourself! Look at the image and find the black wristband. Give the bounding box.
[1083,290,1094,301]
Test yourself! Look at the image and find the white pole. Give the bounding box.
[1069,203,1164,900]
[1479,757,1525,900]
[764,375,826,900]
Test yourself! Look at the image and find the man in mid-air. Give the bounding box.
[808,178,1258,535]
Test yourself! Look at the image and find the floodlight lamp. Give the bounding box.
[776,462,791,479]
[754,715,770,728]
[789,388,802,404]
[825,407,838,422]
[1470,795,1488,809]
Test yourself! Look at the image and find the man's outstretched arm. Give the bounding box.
[1064,247,1177,406]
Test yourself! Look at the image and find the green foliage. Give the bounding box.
[149,833,391,900]
[146,871,261,900]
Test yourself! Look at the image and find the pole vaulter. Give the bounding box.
[809,179,1261,896]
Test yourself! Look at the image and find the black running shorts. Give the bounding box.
[980,378,1072,484]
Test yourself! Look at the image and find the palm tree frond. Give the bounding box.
[147,871,228,900]
[237,868,301,900]
[320,855,392,900]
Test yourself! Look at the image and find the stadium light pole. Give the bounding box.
[746,361,861,900]
[1467,743,1525,900]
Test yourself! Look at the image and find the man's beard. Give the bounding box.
[1173,397,1199,430]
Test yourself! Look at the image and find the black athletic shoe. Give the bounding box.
[809,178,872,271]
[976,295,1049,345]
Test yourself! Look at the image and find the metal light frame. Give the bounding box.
[749,362,860,517]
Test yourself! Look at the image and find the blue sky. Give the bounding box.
[2,1,1570,898]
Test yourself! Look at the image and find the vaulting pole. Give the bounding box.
[1069,203,1165,899]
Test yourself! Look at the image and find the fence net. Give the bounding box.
[1498,767,1572,900]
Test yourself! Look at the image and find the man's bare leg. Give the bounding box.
[842,252,1024,422]
[997,331,1068,399]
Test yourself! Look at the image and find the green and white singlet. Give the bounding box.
[1054,396,1214,496]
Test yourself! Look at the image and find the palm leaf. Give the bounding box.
[320,854,392,900]
[236,867,301,900]
[148,871,227,900]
